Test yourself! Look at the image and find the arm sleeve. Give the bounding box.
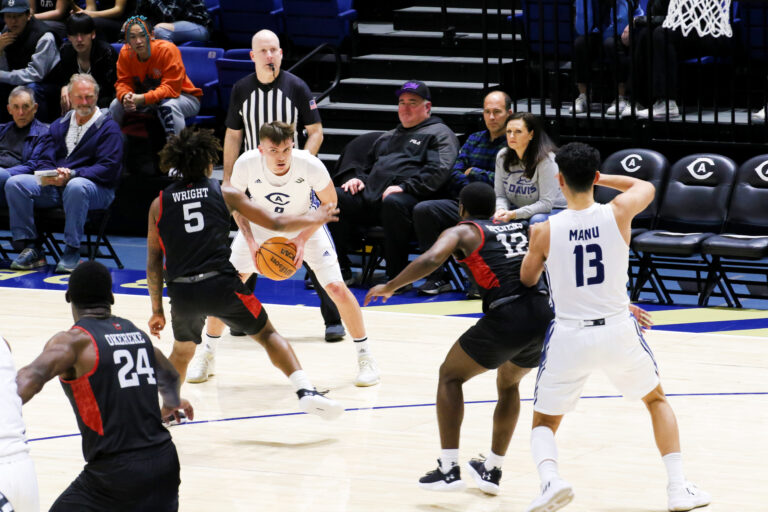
[0,33,60,85]
[494,150,510,210]
[114,49,135,102]
[142,45,186,104]
[224,80,245,130]
[230,152,250,193]
[292,78,322,127]
[511,156,560,219]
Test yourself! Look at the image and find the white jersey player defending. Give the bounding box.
[0,337,40,512]
[519,142,710,512]
[198,121,379,387]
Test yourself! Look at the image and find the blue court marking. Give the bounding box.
[27,391,768,443]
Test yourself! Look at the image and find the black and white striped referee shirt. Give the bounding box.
[225,70,322,151]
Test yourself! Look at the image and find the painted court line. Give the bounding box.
[28,391,768,443]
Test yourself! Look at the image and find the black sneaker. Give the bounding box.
[324,323,345,342]
[465,281,481,300]
[466,457,501,495]
[417,275,453,295]
[418,459,466,491]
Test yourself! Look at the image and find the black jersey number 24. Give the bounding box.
[114,348,157,389]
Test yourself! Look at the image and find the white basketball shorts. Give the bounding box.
[533,314,659,415]
[0,453,39,512]
[230,225,343,288]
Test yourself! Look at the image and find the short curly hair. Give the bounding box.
[555,142,601,193]
[159,127,222,182]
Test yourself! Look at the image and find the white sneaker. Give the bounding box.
[652,99,680,118]
[525,478,574,512]
[606,96,628,116]
[569,93,587,114]
[755,107,766,121]
[298,388,344,420]
[186,348,215,383]
[354,356,380,387]
[667,481,711,511]
[621,102,644,118]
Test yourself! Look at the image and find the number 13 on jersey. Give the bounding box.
[573,243,604,287]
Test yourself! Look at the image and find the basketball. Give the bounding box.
[256,237,298,281]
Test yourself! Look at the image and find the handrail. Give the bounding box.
[287,43,342,103]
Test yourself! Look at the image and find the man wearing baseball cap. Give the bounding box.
[0,0,60,122]
[330,79,459,287]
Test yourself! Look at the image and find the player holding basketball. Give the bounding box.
[198,121,380,388]
[519,142,710,512]
[0,336,39,512]
[146,127,344,420]
[15,261,191,511]
[365,182,553,495]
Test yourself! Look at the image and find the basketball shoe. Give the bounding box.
[525,478,574,512]
[667,481,711,511]
[418,460,466,491]
[569,93,587,114]
[605,96,628,116]
[186,346,215,383]
[466,456,501,495]
[297,388,344,420]
[354,355,380,386]
[755,107,765,121]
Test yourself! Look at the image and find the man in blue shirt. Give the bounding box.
[6,73,122,273]
[413,90,511,295]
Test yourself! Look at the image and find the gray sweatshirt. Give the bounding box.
[494,149,566,219]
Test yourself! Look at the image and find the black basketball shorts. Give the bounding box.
[167,272,269,344]
[459,291,554,369]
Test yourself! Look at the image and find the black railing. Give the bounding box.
[287,43,342,103]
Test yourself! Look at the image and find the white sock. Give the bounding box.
[440,449,459,473]
[662,452,685,488]
[484,451,505,470]
[202,333,219,353]
[531,426,559,483]
[288,370,313,392]
[353,337,371,358]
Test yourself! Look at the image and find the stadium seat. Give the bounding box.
[519,0,574,59]
[630,154,737,304]
[219,0,283,47]
[596,148,670,290]
[178,46,224,125]
[216,53,254,111]
[282,0,357,48]
[700,154,768,307]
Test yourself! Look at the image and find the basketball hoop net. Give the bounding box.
[662,0,732,38]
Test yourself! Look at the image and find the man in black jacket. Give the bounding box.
[52,13,117,112]
[330,80,459,283]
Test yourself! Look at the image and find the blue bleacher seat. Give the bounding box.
[216,53,253,111]
[178,46,225,125]
[282,0,356,48]
[219,0,283,47]
[520,0,574,60]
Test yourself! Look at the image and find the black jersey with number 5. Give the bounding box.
[59,316,171,462]
[457,219,539,310]
[157,177,235,281]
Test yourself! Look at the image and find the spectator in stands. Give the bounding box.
[570,0,643,116]
[5,73,122,273]
[110,15,201,137]
[413,90,511,296]
[493,112,565,224]
[623,0,732,119]
[209,28,341,343]
[0,0,61,123]
[73,0,135,43]
[51,13,117,112]
[30,0,68,40]
[330,80,460,287]
[0,85,50,205]
[134,0,210,45]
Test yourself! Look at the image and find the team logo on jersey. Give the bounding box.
[255,179,262,183]
[620,154,643,173]
[754,160,768,182]
[265,192,290,206]
[686,157,715,180]
[112,322,122,331]
[295,177,305,183]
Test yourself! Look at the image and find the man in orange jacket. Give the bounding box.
[109,15,201,137]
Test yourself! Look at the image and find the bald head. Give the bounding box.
[483,90,512,140]
[251,30,283,83]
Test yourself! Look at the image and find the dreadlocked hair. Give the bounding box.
[159,127,222,183]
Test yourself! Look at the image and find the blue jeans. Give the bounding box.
[109,93,201,136]
[529,208,565,225]
[5,175,115,248]
[153,21,209,44]
[0,168,10,207]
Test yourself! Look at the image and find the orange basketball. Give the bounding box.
[256,237,298,281]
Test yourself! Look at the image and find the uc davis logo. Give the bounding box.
[754,160,768,182]
[620,154,643,173]
[686,157,715,180]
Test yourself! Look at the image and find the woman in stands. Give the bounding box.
[493,112,566,224]
[74,0,136,42]
[134,0,210,45]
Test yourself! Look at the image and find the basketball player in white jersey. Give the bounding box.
[519,142,710,512]
[0,337,40,512]
[198,121,379,387]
